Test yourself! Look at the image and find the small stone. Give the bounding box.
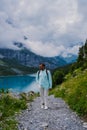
[83,122,87,128]
[41,122,48,127]
[24,128,27,130]
[30,121,33,124]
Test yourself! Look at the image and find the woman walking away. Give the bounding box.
[36,63,52,109]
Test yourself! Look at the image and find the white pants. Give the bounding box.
[40,87,48,107]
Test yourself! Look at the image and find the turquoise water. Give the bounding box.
[0,74,39,93]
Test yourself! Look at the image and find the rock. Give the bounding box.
[83,122,87,128]
[28,91,35,96]
[41,122,48,127]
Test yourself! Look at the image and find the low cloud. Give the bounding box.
[24,40,80,57]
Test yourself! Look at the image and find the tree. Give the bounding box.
[77,40,87,69]
[53,70,64,86]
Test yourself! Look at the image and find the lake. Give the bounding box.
[0,74,39,93]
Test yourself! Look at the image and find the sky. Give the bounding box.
[0,0,87,57]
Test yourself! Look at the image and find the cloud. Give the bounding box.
[23,40,80,57]
[0,0,87,57]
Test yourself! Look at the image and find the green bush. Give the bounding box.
[53,70,64,86]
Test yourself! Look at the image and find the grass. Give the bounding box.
[0,90,38,130]
[50,69,87,119]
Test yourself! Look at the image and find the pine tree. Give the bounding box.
[77,46,84,65]
[84,39,87,59]
[77,39,87,68]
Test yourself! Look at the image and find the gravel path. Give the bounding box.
[17,95,87,130]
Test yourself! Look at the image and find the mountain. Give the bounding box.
[61,54,77,64]
[0,58,38,76]
[0,42,67,70]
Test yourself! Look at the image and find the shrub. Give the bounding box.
[53,70,64,86]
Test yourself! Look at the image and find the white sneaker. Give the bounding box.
[44,106,48,110]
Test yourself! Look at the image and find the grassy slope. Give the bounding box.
[50,68,87,119]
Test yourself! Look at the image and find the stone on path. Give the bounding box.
[83,122,87,128]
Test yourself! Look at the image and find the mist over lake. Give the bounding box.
[0,74,39,93]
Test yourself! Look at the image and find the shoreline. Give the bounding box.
[0,73,36,78]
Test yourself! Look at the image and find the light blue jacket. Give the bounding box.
[36,69,52,89]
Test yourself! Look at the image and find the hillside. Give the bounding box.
[50,68,87,120]
[0,58,38,76]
